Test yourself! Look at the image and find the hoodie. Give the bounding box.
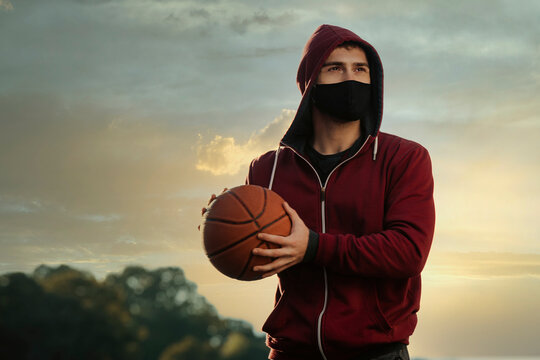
[246,24,435,360]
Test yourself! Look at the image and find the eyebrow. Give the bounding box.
[322,61,369,67]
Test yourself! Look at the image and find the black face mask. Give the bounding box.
[311,80,371,122]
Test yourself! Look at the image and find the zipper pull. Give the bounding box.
[320,187,326,202]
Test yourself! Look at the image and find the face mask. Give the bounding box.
[311,80,371,122]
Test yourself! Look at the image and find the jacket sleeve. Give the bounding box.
[245,151,275,187]
[245,159,254,185]
[313,145,435,279]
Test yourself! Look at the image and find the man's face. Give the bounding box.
[316,46,371,85]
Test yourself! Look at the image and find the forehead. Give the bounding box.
[324,46,369,64]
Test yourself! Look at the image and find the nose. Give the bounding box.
[343,69,356,81]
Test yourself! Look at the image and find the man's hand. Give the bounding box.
[252,202,309,278]
[198,188,228,230]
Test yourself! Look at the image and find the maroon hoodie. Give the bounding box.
[246,24,435,360]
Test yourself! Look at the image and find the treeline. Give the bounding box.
[0,264,268,359]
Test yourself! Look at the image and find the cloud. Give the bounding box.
[76,213,123,223]
[426,252,540,279]
[0,0,13,11]
[230,10,296,34]
[195,109,294,175]
[68,0,113,5]
[0,0,303,119]
[189,8,210,18]
[0,92,234,274]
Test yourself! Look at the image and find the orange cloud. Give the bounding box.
[196,109,294,175]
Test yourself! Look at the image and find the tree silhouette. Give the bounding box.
[159,336,216,360]
[0,266,140,359]
[0,265,268,360]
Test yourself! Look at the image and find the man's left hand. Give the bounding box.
[252,202,309,278]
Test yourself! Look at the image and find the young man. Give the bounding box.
[246,24,435,360]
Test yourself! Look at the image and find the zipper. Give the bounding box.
[320,187,326,231]
[317,185,328,360]
[279,135,372,360]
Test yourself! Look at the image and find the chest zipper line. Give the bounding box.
[279,135,372,360]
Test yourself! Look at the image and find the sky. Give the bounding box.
[1,0,539,357]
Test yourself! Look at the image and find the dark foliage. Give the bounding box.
[0,265,267,360]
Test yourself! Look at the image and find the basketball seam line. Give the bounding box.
[237,240,266,280]
[206,213,288,258]
[204,218,254,225]
[229,188,267,229]
[206,190,261,224]
[229,190,261,228]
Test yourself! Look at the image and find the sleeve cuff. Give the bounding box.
[302,229,319,263]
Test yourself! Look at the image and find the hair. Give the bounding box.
[336,40,363,50]
[335,40,371,71]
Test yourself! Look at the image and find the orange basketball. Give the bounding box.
[201,185,292,281]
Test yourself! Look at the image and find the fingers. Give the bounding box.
[200,188,228,230]
[282,201,297,217]
[261,264,291,279]
[254,259,294,279]
[252,246,287,258]
[253,257,290,273]
[257,232,286,246]
[203,189,225,215]
[207,194,217,206]
[201,194,216,217]
[282,202,301,226]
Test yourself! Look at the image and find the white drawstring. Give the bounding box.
[372,135,378,161]
[268,146,282,190]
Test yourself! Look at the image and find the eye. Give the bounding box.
[328,66,341,72]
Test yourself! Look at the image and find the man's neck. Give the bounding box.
[311,106,361,155]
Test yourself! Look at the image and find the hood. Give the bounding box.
[280,24,384,155]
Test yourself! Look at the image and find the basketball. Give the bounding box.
[201,185,292,281]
